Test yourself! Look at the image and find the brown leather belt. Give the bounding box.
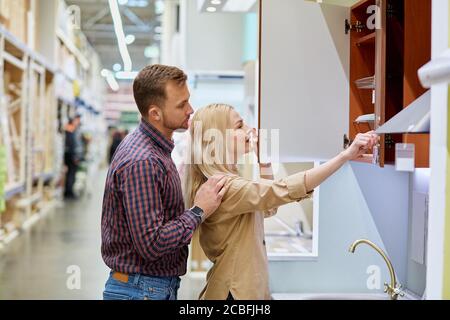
[112,271,129,283]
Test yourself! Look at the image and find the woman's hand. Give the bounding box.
[341,131,379,161]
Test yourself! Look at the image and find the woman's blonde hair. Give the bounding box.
[183,103,239,208]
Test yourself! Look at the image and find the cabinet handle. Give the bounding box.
[343,134,352,149]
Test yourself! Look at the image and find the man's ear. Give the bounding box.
[148,106,162,121]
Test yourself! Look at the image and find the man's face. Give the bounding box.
[160,81,193,132]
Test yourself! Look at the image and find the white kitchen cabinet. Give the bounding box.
[259,0,350,162]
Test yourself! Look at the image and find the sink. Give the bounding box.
[271,292,417,300]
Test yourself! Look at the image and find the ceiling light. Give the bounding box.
[115,71,139,80]
[101,69,119,91]
[206,6,217,12]
[113,63,122,72]
[108,0,132,71]
[127,0,148,7]
[118,0,128,5]
[211,0,221,4]
[144,45,160,59]
[101,69,109,77]
[222,0,256,12]
[125,34,135,44]
[155,0,164,15]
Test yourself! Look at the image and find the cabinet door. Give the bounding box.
[374,0,387,166]
[375,0,404,166]
[259,0,350,162]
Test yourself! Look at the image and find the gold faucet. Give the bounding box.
[349,239,404,300]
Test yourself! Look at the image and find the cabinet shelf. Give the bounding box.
[356,32,376,46]
[353,113,375,132]
[354,113,375,123]
[355,76,375,89]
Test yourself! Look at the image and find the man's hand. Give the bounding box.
[342,131,379,161]
[193,174,229,219]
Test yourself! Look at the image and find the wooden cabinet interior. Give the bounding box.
[349,0,376,164]
[349,0,431,167]
[403,0,431,168]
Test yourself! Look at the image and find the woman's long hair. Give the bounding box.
[183,103,239,208]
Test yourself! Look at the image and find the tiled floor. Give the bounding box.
[0,168,205,300]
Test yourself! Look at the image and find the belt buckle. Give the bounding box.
[112,271,129,283]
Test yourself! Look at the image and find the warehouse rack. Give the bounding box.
[0,0,105,248]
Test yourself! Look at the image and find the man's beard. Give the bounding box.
[162,114,189,133]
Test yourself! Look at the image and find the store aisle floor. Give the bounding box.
[0,167,205,300]
[0,168,109,299]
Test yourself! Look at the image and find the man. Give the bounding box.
[64,114,82,200]
[101,65,228,300]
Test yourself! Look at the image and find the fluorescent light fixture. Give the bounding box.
[155,0,164,15]
[115,71,139,80]
[108,0,133,71]
[211,0,222,4]
[113,63,122,72]
[125,34,135,44]
[118,0,128,5]
[127,0,148,7]
[223,0,257,12]
[154,26,163,34]
[206,6,217,12]
[144,45,160,59]
[101,69,120,91]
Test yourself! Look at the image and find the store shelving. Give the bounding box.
[0,0,105,246]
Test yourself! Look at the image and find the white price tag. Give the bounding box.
[395,143,415,172]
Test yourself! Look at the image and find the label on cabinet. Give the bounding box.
[395,143,415,172]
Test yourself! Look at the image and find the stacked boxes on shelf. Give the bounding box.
[0,0,105,244]
[0,145,6,213]
[0,0,35,47]
[0,36,27,192]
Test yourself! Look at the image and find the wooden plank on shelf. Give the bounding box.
[0,0,11,23]
[30,60,45,74]
[4,182,25,200]
[7,0,28,44]
[0,22,57,74]
[0,93,16,186]
[356,32,375,46]
[0,26,27,68]
[32,52,56,74]
[56,28,89,70]
[3,51,26,69]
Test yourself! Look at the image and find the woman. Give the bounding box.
[183,104,377,300]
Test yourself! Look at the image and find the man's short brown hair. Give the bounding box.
[133,64,187,117]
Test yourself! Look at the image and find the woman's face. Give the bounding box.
[228,109,253,161]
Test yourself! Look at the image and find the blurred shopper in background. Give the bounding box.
[108,129,123,164]
[64,114,82,200]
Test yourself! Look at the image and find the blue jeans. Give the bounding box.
[103,271,181,300]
